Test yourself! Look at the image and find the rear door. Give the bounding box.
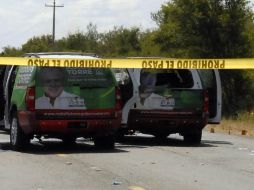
[112,69,136,124]
[35,67,117,119]
[197,69,222,124]
[3,66,19,129]
[0,66,6,120]
[135,69,204,110]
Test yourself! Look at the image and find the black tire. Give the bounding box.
[183,132,202,144]
[10,112,30,150]
[62,136,76,146]
[0,90,5,121]
[115,129,125,142]
[94,135,115,150]
[0,66,6,120]
[153,132,169,140]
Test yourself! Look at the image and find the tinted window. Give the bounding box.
[112,69,133,105]
[36,67,115,88]
[140,69,194,88]
[112,68,131,85]
[198,70,216,88]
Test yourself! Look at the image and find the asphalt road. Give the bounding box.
[0,130,254,190]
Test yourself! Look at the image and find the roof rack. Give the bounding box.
[24,52,98,58]
[126,56,169,59]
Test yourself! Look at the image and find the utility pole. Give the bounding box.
[45,0,64,45]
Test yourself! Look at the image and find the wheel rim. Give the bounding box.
[11,117,18,145]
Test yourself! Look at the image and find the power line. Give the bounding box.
[45,0,64,45]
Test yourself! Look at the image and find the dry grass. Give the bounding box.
[205,117,254,137]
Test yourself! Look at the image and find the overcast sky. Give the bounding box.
[0,0,167,51]
[0,0,254,52]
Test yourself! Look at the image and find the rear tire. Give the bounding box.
[62,136,76,146]
[0,96,5,122]
[0,66,6,121]
[183,131,202,144]
[153,132,169,140]
[94,135,115,150]
[10,112,30,150]
[115,128,125,142]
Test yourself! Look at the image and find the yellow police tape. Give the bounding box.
[0,57,254,69]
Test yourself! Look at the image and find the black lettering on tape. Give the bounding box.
[142,61,147,68]
[158,61,163,68]
[96,60,102,67]
[177,60,182,68]
[39,59,43,66]
[25,58,229,69]
[107,60,112,68]
[192,60,197,69]
[88,60,93,67]
[166,60,174,69]
[220,60,225,68]
[79,60,84,67]
[34,59,38,66]
[142,61,148,68]
[214,60,219,69]
[28,59,33,66]
[208,60,213,68]
[69,60,74,67]
[27,59,49,67]
[152,61,156,68]
[201,60,207,69]
[98,60,103,67]
[64,60,69,67]
[148,61,152,68]
[183,60,188,69]
[141,60,164,69]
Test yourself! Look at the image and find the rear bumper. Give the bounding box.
[127,109,208,134]
[18,110,121,137]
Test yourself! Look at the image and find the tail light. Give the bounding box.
[115,87,122,110]
[26,87,35,111]
[204,90,209,113]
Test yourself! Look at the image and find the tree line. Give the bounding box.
[1,0,254,117]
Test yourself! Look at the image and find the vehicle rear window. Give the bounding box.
[140,69,194,88]
[36,67,115,88]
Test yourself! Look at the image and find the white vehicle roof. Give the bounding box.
[25,52,99,59]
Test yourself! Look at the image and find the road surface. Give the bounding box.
[0,130,254,190]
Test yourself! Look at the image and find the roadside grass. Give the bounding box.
[205,113,254,137]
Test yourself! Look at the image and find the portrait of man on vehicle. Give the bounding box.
[139,70,157,105]
[35,67,86,109]
[139,69,177,109]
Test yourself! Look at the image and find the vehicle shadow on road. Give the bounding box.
[0,139,129,155]
[117,135,232,148]
[0,130,9,135]
[202,140,233,145]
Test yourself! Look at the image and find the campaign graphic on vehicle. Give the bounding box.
[35,67,116,110]
[138,69,203,110]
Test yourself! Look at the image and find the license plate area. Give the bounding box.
[159,120,176,126]
[68,122,88,129]
[160,98,175,107]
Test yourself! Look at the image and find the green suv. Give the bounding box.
[1,53,122,150]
